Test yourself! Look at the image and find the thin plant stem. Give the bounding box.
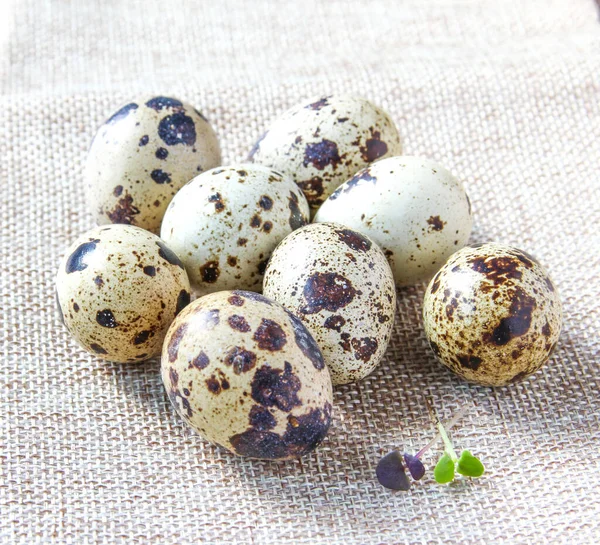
[436,413,458,461]
[424,398,459,461]
[415,404,468,459]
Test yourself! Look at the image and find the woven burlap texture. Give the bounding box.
[1,1,599,544]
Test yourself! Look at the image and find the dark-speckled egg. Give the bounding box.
[423,243,562,386]
[248,95,402,214]
[161,290,333,460]
[85,96,221,233]
[263,223,396,385]
[160,164,310,295]
[55,225,191,363]
[314,156,473,287]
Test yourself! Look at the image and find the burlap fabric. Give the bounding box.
[2,1,599,543]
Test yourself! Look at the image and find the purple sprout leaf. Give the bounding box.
[376,451,410,491]
[403,453,426,480]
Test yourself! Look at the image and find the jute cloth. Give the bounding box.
[1,1,599,543]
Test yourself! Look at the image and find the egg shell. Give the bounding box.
[263,223,396,385]
[161,290,334,460]
[249,94,402,213]
[314,156,473,286]
[160,164,310,294]
[55,224,191,363]
[422,243,562,387]
[85,96,221,233]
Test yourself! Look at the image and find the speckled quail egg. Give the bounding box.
[56,224,191,363]
[85,96,221,233]
[314,156,473,287]
[249,94,402,213]
[160,164,310,294]
[423,243,562,387]
[263,223,396,385]
[162,290,333,460]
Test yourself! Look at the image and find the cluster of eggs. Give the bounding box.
[56,94,562,460]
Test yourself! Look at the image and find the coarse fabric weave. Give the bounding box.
[1,1,599,544]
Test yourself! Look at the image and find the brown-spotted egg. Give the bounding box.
[423,243,562,386]
[55,224,191,363]
[85,96,221,232]
[263,223,396,385]
[315,156,473,286]
[160,164,309,294]
[249,95,402,214]
[161,290,333,460]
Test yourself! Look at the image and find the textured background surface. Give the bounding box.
[1,1,599,543]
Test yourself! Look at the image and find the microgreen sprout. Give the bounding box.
[376,400,485,491]
[426,398,485,484]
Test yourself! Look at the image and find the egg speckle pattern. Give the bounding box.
[315,156,473,286]
[263,223,396,385]
[160,164,310,294]
[249,95,402,213]
[162,290,333,460]
[55,224,191,363]
[423,243,562,386]
[86,96,221,232]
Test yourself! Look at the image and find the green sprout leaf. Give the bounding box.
[457,450,485,477]
[434,453,455,484]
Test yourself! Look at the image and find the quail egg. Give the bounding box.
[160,164,310,294]
[263,223,396,385]
[249,94,402,213]
[55,224,191,363]
[423,243,562,386]
[86,96,221,232]
[162,290,333,460]
[314,156,473,286]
